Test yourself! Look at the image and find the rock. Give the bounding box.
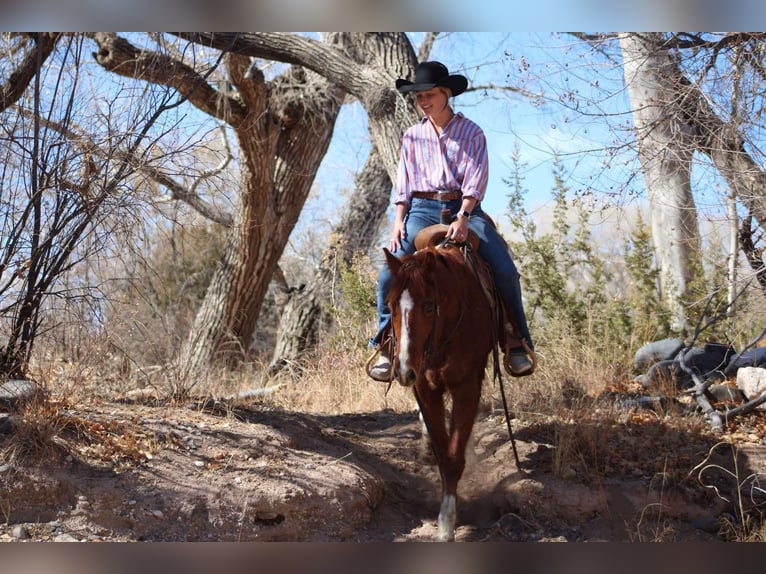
[0,379,41,409]
[223,385,285,401]
[642,345,734,391]
[634,338,685,373]
[724,347,766,378]
[736,367,766,407]
[0,413,16,435]
[619,395,669,411]
[642,360,690,390]
[53,533,80,542]
[677,344,734,383]
[11,525,30,540]
[692,516,723,534]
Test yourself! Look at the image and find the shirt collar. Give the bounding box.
[418,111,464,126]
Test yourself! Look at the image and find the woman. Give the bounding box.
[368,61,534,381]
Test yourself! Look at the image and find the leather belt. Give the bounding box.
[411,190,462,201]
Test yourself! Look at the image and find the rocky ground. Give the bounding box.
[1,395,765,542]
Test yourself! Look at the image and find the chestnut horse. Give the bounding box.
[383,243,494,542]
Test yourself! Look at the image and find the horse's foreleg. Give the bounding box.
[417,407,435,463]
[439,381,483,542]
[413,384,453,541]
[437,494,457,542]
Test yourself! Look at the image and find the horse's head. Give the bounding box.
[385,246,477,388]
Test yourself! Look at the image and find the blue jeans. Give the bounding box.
[370,198,533,351]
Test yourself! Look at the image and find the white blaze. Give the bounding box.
[398,289,413,373]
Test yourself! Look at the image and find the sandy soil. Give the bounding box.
[1,396,763,542]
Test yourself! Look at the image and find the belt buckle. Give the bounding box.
[437,190,453,201]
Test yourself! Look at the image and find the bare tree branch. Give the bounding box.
[724,390,766,420]
[0,33,58,112]
[88,33,246,127]
[417,33,439,61]
[739,214,766,295]
[137,162,234,227]
[13,105,235,227]
[678,283,754,431]
[171,32,391,101]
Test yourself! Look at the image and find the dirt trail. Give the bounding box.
[0,400,754,542]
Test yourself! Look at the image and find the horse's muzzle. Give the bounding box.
[398,367,417,387]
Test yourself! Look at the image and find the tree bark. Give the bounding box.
[269,148,392,373]
[620,33,702,333]
[174,32,420,181]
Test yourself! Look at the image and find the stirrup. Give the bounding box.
[365,347,393,382]
[504,340,537,378]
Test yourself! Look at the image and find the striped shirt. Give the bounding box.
[393,112,488,205]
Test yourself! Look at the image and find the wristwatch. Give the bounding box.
[458,209,471,219]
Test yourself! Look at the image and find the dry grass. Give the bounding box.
[719,513,766,541]
[266,349,414,415]
[10,315,766,541]
[690,441,766,541]
[0,399,67,468]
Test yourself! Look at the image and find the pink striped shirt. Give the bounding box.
[393,112,488,205]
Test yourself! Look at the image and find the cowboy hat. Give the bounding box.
[396,61,468,96]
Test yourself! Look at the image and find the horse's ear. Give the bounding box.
[383,248,402,275]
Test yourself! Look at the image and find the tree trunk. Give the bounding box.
[269,281,323,374]
[262,33,421,373]
[174,32,420,182]
[620,33,702,332]
[269,148,392,373]
[176,49,345,383]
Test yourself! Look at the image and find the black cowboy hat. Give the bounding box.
[396,61,468,96]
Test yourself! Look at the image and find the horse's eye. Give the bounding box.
[424,302,436,314]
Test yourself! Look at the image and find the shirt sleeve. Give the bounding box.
[392,131,413,205]
[459,130,488,202]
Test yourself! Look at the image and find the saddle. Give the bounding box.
[413,222,536,377]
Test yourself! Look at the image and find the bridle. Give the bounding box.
[411,241,469,366]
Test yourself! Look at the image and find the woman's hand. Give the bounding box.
[448,216,469,243]
[389,219,406,252]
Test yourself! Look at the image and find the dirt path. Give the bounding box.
[0,400,753,542]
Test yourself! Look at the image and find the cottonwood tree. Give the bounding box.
[620,33,703,332]
[539,33,766,335]
[83,33,422,387]
[620,34,766,332]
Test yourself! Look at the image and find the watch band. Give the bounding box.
[458,209,471,219]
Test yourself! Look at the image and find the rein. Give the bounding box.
[441,238,523,472]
